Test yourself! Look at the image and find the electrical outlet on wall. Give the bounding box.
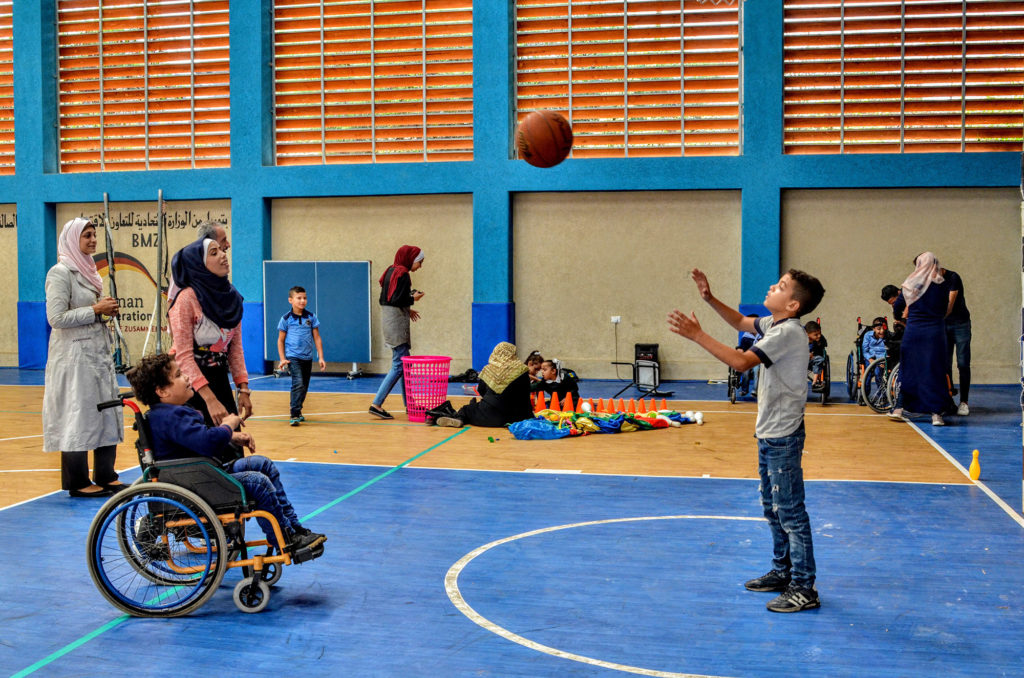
[611,315,621,324]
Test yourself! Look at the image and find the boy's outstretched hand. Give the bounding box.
[667,309,702,340]
[691,268,712,301]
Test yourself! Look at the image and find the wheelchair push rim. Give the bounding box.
[87,483,228,617]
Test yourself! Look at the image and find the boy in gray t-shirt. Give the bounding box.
[668,267,825,613]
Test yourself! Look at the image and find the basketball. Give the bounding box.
[516,110,573,168]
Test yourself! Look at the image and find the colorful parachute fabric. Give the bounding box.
[508,409,699,440]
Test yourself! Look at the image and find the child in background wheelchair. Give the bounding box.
[87,354,326,617]
[727,322,759,403]
[805,319,831,404]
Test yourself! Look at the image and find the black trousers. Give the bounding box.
[186,362,239,426]
[61,445,118,490]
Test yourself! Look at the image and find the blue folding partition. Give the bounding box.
[263,261,372,365]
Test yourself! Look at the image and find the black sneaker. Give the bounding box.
[369,405,394,420]
[289,527,327,551]
[426,400,457,419]
[744,569,791,592]
[766,584,820,613]
[436,416,464,428]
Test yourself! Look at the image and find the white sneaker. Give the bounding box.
[957,402,969,416]
[931,413,945,426]
[888,408,905,421]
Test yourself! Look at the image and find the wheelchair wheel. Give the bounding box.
[87,483,228,617]
[887,362,901,409]
[845,351,858,401]
[727,367,738,404]
[819,357,831,405]
[234,576,271,613]
[260,561,284,587]
[861,358,893,413]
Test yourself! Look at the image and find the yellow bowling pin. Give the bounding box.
[968,449,980,481]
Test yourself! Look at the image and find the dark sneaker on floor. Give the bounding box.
[426,400,458,419]
[436,416,464,428]
[369,405,394,420]
[290,418,300,426]
[298,415,305,422]
[290,527,327,551]
[766,584,820,613]
[744,569,791,592]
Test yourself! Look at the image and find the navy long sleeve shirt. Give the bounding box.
[147,402,236,466]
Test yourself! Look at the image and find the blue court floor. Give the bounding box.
[1,370,1021,677]
[4,462,1024,677]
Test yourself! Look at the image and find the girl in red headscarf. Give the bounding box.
[369,246,424,419]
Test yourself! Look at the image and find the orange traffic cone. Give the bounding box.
[587,398,595,413]
[534,392,546,414]
[549,392,561,412]
[563,392,574,414]
[575,396,585,414]
[638,398,647,413]
[617,398,626,413]
[660,398,668,410]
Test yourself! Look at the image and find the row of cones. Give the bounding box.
[533,391,669,415]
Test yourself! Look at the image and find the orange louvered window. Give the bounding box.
[516,0,742,158]
[273,0,474,165]
[56,0,231,172]
[784,0,1024,154]
[0,1,13,175]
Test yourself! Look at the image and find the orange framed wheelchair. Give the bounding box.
[86,393,324,616]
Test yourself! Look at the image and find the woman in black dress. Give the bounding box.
[432,342,534,428]
[889,252,955,426]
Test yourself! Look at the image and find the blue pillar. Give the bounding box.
[14,2,57,368]
[229,1,274,375]
[470,1,515,369]
[740,0,785,304]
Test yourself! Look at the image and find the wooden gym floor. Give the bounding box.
[2,375,1022,676]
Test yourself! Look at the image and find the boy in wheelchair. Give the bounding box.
[127,354,326,556]
[804,320,827,393]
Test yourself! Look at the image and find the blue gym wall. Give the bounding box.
[10,2,1022,371]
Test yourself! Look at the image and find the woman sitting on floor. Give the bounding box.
[428,342,534,428]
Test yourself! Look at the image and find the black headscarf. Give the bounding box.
[170,238,243,329]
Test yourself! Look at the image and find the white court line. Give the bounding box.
[446,515,754,678]
[906,420,1024,529]
[523,468,581,474]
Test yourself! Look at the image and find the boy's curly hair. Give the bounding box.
[126,354,176,407]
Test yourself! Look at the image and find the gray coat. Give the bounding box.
[381,305,411,348]
[42,263,123,452]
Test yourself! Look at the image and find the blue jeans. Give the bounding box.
[757,424,815,587]
[288,358,312,417]
[372,343,409,407]
[228,455,301,548]
[945,320,971,403]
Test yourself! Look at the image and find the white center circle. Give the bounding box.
[445,514,764,678]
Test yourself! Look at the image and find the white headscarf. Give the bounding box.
[901,251,944,306]
[57,217,103,294]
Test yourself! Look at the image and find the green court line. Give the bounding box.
[9,426,468,678]
[301,426,468,522]
[11,616,130,678]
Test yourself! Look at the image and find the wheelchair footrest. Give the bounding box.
[291,542,325,564]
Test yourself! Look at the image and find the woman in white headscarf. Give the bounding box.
[889,251,955,426]
[42,217,125,497]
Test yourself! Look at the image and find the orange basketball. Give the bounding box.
[516,110,573,168]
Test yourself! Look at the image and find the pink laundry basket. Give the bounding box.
[401,355,452,422]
